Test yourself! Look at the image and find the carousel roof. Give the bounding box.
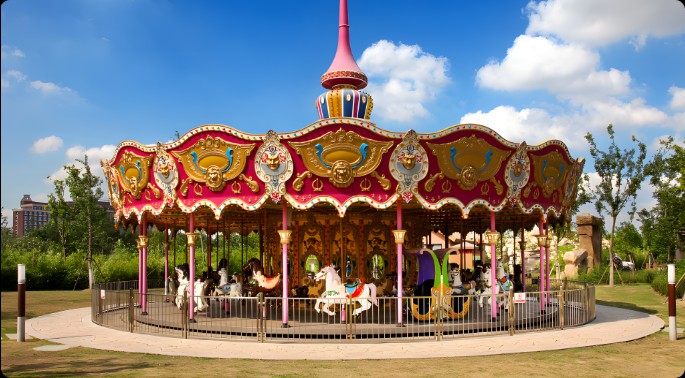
[101,0,585,234]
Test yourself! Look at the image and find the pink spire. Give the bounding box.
[321,0,368,90]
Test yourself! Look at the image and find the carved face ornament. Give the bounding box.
[402,153,416,171]
[330,161,353,187]
[266,154,281,171]
[205,166,223,191]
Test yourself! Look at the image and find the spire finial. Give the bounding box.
[320,0,368,90]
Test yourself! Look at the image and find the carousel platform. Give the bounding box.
[27,305,664,359]
[98,295,565,342]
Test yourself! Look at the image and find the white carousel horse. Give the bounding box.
[213,268,242,298]
[173,264,210,312]
[478,260,513,310]
[313,265,378,316]
[449,268,476,295]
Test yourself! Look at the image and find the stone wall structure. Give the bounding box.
[576,213,603,269]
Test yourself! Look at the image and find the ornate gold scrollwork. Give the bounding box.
[441,180,452,193]
[424,173,444,192]
[360,177,372,192]
[292,171,311,192]
[531,150,569,198]
[312,177,324,192]
[239,174,259,193]
[490,178,503,195]
[371,171,391,191]
[428,135,511,191]
[480,182,490,195]
[231,181,242,194]
[116,151,153,200]
[147,183,161,199]
[533,188,540,199]
[172,135,255,192]
[180,178,193,197]
[523,183,533,198]
[193,182,203,196]
[289,128,393,188]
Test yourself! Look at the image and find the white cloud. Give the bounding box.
[2,70,27,88]
[582,98,669,127]
[31,136,64,153]
[66,145,116,162]
[669,86,685,111]
[30,80,74,95]
[526,0,685,49]
[358,40,450,123]
[1,45,25,59]
[1,208,12,225]
[476,35,631,103]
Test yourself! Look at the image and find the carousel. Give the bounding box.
[98,0,587,339]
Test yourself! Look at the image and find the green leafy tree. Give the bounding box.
[47,179,72,259]
[585,124,649,286]
[644,136,685,262]
[552,173,594,267]
[63,156,106,289]
[1,207,14,253]
[612,221,643,256]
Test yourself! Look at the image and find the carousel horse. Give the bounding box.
[213,268,242,298]
[313,265,378,316]
[449,265,477,295]
[173,264,212,312]
[478,260,513,311]
[241,258,281,296]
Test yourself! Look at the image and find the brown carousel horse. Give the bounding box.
[241,258,282,296]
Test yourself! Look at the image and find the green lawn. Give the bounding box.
[1,284,683,377]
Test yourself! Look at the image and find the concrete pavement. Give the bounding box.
[25,305,665,360]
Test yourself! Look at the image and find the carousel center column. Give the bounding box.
[187,213,198,321]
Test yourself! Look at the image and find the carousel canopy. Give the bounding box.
[101,0,584,235]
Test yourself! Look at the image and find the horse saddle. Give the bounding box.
[343,279,363,297]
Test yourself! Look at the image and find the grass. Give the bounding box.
[1,285,684,377]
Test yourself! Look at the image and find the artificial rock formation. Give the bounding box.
[576,213,603,269]
[563,249,588,278]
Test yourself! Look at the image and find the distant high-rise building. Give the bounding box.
[12,194,114,236]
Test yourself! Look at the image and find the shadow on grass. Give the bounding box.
[597,300,658,315]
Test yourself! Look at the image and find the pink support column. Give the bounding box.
[539,217,545,312]
[521,222,526,293]
[281,201,289,327]
[397,202,403,326]
[138,226,142,297]
[545,223,551,306]
[490,211,497,319]
[141,216,148,315]
[164,226,169,296]
[189,213,196,321]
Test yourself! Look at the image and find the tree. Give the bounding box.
[1,207,13,253]
[644,136,685,262]
[585,125,649,286]
[63,156,106,289]
[612,221,643,256]
[47,179,72,259]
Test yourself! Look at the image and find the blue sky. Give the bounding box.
[2,0,684,227]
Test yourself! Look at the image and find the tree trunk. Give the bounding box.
[609,216,616,287]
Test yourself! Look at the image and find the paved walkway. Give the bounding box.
[25,305,664,360]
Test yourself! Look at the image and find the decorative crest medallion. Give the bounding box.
[254,130,293,203]
[390,130,429,203]
[116,151,153,200]
[427,135,511,191]
[153,142,179,207]
[101,160,123,209]
[504,142,530,207]
[172,135,254,192]
[289,128,393,188]
[531,150,568,198]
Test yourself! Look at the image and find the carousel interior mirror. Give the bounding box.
[370,254,385,280]
[344,255,356,278]
[305,254,320,277]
